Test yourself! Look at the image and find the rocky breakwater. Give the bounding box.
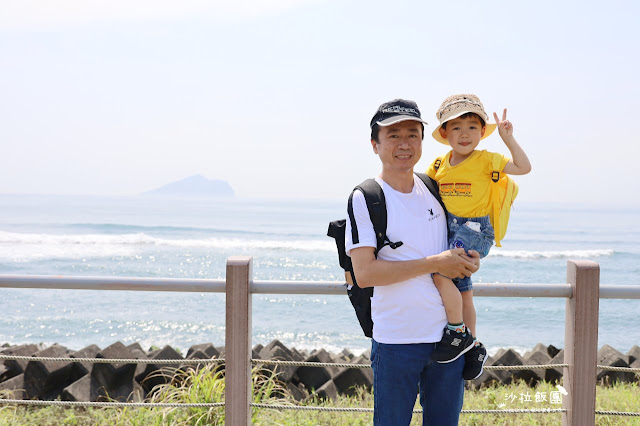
[468,343,640,390]
[1,341,639,403]
[0,341,220,402]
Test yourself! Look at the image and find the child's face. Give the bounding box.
[439,115,486,160]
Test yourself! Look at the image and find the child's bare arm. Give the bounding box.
[493,108,531,176]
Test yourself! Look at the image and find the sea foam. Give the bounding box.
[488,248,614,259]
[0,230,334,262]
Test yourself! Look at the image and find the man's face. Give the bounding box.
[371,120,423,172]
[438,115,486,160]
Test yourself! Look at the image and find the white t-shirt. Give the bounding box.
[346,175,448,344]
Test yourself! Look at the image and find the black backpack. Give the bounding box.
[327,173,446,337]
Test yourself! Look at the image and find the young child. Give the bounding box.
[426,94,531,379]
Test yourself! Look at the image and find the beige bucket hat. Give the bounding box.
[432,94,497,145]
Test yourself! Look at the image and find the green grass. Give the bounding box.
[1,367,639,425]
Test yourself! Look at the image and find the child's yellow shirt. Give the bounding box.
[426,149,509,218]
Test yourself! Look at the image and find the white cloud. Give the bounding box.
[0,0,321,29]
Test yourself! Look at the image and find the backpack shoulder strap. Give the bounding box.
[433,154,446,171]
[348,178,387,255]
[415,172,447,214]
[433,155,444,172]
[491,154,503,182]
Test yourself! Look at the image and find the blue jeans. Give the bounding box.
[448,213,494,292]
[371,339,464,426]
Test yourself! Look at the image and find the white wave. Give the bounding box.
[488,248,614,259]
[0,231,152,245]
[485,345,531,357]
[0,230,334,262]
[0,245,137,262]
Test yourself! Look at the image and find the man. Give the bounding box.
[346,99,480,425]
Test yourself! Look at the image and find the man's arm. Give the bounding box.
[350,246,480,288]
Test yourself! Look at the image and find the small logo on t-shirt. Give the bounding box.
[428,208,441,222]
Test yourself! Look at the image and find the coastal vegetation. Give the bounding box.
[1,364,638,425]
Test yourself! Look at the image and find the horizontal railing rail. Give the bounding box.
[0,275,226,292]
[2,275,639,299]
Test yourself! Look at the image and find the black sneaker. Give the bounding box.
[463,342,488,380]
[432,327,474,363]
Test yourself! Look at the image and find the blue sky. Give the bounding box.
[1,0,638,205]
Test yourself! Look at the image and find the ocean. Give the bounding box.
[1,194,639,356]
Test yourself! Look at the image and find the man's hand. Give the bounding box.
[435,248,480,279]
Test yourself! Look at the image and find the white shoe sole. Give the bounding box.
[435,341,475,364]
[464,354,488,380]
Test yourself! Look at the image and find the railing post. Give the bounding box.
[562,260,599,426]
[225,256,252,426]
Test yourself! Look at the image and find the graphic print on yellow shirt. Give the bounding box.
[426,150,509,218]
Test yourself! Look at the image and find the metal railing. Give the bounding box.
[1,259,640,425]
[224,258,638,426]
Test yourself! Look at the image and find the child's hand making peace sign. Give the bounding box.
[493,108,513,139]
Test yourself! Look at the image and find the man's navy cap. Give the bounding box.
[370,99,428,128]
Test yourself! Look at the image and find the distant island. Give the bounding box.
[141,174,234,198]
